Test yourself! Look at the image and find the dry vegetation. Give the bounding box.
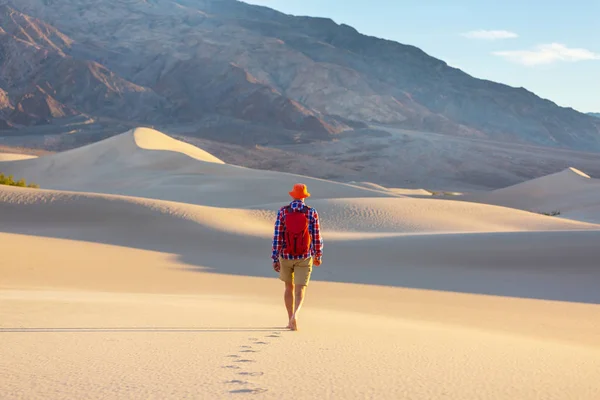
[0,173,39,188]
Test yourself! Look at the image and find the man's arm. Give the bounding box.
[272,209,284,263]
[310,209,323,262]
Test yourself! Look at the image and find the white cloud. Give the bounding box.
[462,30,518,40]
[493,43,600,66]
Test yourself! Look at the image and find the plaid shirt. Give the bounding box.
[272,200,323,262]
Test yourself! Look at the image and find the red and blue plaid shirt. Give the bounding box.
[272,200,323,262]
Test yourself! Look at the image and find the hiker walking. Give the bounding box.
[272,183,323,331]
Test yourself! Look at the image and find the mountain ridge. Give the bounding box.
[0,0,598,151]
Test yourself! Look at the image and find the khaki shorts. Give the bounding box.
[279,257,313,286]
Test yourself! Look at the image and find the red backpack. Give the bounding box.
[284,206,312,256]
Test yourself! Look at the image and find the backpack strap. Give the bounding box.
[285,204,310,214]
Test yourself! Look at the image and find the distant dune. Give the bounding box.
[464,167,600,223]
[0,153,38,162]
[0,128,400,206]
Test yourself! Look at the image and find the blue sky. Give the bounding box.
[243,0,600,113]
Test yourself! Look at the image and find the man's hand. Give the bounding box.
[314,258,322,267]
[273,260,281,273]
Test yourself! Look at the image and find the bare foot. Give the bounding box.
[289,317,298,331]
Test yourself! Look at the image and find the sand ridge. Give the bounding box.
[132,127,225,164]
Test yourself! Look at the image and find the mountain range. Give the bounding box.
[589,113,600,119]
[0,0,599,152]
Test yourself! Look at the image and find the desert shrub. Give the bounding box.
[541,210,561,216]
[0,172,39,188]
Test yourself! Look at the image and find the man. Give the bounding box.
[272,183,323,331]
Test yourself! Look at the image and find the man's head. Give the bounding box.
[289,183,310,200]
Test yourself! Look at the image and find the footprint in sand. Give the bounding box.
[226,355,241,358]
[265,334,280,338]
[225,380,249,385]
[253,341,268,345]
[230,388,268,395]
[240,345,252,349]
[240,349,258,353]
[222,365,241,370]
[238,372,264,377]
[234,359,256,363]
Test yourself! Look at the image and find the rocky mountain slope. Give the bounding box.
[0,4,165,128]
[0,0,599,150]
[589,113,600,119]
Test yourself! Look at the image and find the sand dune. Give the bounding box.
[259,197,599,234]
[0,153,38,162]
[465,167,600,223]
[132,128,225,164]
[3,182,600,302]
[1,129,600,399]
[2,186,596,241]
[0,128,400,206]
[2,189,600,399]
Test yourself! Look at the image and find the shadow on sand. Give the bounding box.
[2,208,600,305]
[0,327,285,333]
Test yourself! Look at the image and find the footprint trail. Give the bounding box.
[222,331,284,395]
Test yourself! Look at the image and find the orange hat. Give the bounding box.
[289,183,311,199]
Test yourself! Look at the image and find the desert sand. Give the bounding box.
[464,167,600,223]
[1,128,599,399]
[0,153,38,162]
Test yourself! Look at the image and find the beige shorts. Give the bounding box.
[279,257,313,286]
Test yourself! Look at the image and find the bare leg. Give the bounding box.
[284,282,294,328]
[289,285,306,331]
